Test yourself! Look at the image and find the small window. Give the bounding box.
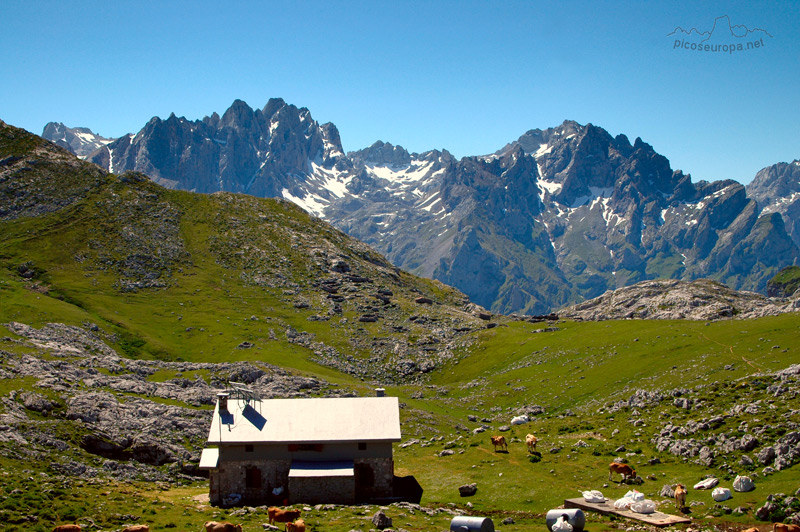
[358,442,367,451]
[245,444,254,452]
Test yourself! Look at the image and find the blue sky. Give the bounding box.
[2,1,798,184]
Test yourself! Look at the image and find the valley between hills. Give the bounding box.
[1,119,799,532]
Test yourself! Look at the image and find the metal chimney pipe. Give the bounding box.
[217,392,230,411]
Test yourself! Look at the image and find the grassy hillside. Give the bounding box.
[1,121,799,532]
[767,265,800,297]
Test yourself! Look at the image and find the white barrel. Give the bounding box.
[449,516,495,532]
[546,509,585,532]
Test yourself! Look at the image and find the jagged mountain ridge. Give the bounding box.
[82,98,349,203]
[42,101,800,314]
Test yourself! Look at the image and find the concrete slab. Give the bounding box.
[564,498,692,527]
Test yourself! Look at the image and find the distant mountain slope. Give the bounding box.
[41,101,800,314]
[1,119,109,220]
[1,120,484,383]
[41,121,113,158]
[746,159,800,246]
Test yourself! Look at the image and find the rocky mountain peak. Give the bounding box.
[41,121,113,159]
[220,99,257,130]
[350,141,412,167]
[262,97,287,118]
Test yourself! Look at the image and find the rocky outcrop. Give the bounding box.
[558,278,800,321]
[767,265,800,298]
[647,365,800,470]
[0,321,345,483]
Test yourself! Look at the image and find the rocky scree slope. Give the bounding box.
[606,364,800,523]
[0,321,344,486]
[44,103,800,315]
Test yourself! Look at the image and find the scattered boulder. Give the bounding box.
[459,483,477,497]
[371,510,392,529]
[733,475,755,492]
[694,477,719,490]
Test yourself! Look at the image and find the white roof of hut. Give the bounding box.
[206,396,401,445]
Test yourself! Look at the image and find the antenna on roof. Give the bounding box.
[227,381,260,404]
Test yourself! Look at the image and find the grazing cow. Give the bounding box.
[608,462,636,482]
[525,433,538,453]
[490,435,507,452]
[774,525,800,532]
[53,526,81,532]
[286,519,306,532]
[203,521,242,532]
[121,526,149,532]
[674,484,687,510]
[268,507,302,527]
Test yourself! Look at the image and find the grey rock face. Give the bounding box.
[41,122,114,158]
[747,160,800,246]
[87,99,349,207]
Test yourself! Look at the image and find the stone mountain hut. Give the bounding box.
[199,387,401,505]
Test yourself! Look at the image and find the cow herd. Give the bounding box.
[49,504,800,532]
[50,508,307,532]
[490,433,539,453]
[47,435,798,532]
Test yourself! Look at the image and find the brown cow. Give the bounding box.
[525,433,538,453]
[490,435,507,452]
[674,483,687,510]
[286,519,306,532]
[121,526,149,532]
[53,526,81,532]
[268,507,302,527]
[608,462,636,482]
[774,525,800,532]
[204,521,242,532]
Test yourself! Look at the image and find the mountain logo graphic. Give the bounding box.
[668,15,773,42]
[669,15,773,53]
